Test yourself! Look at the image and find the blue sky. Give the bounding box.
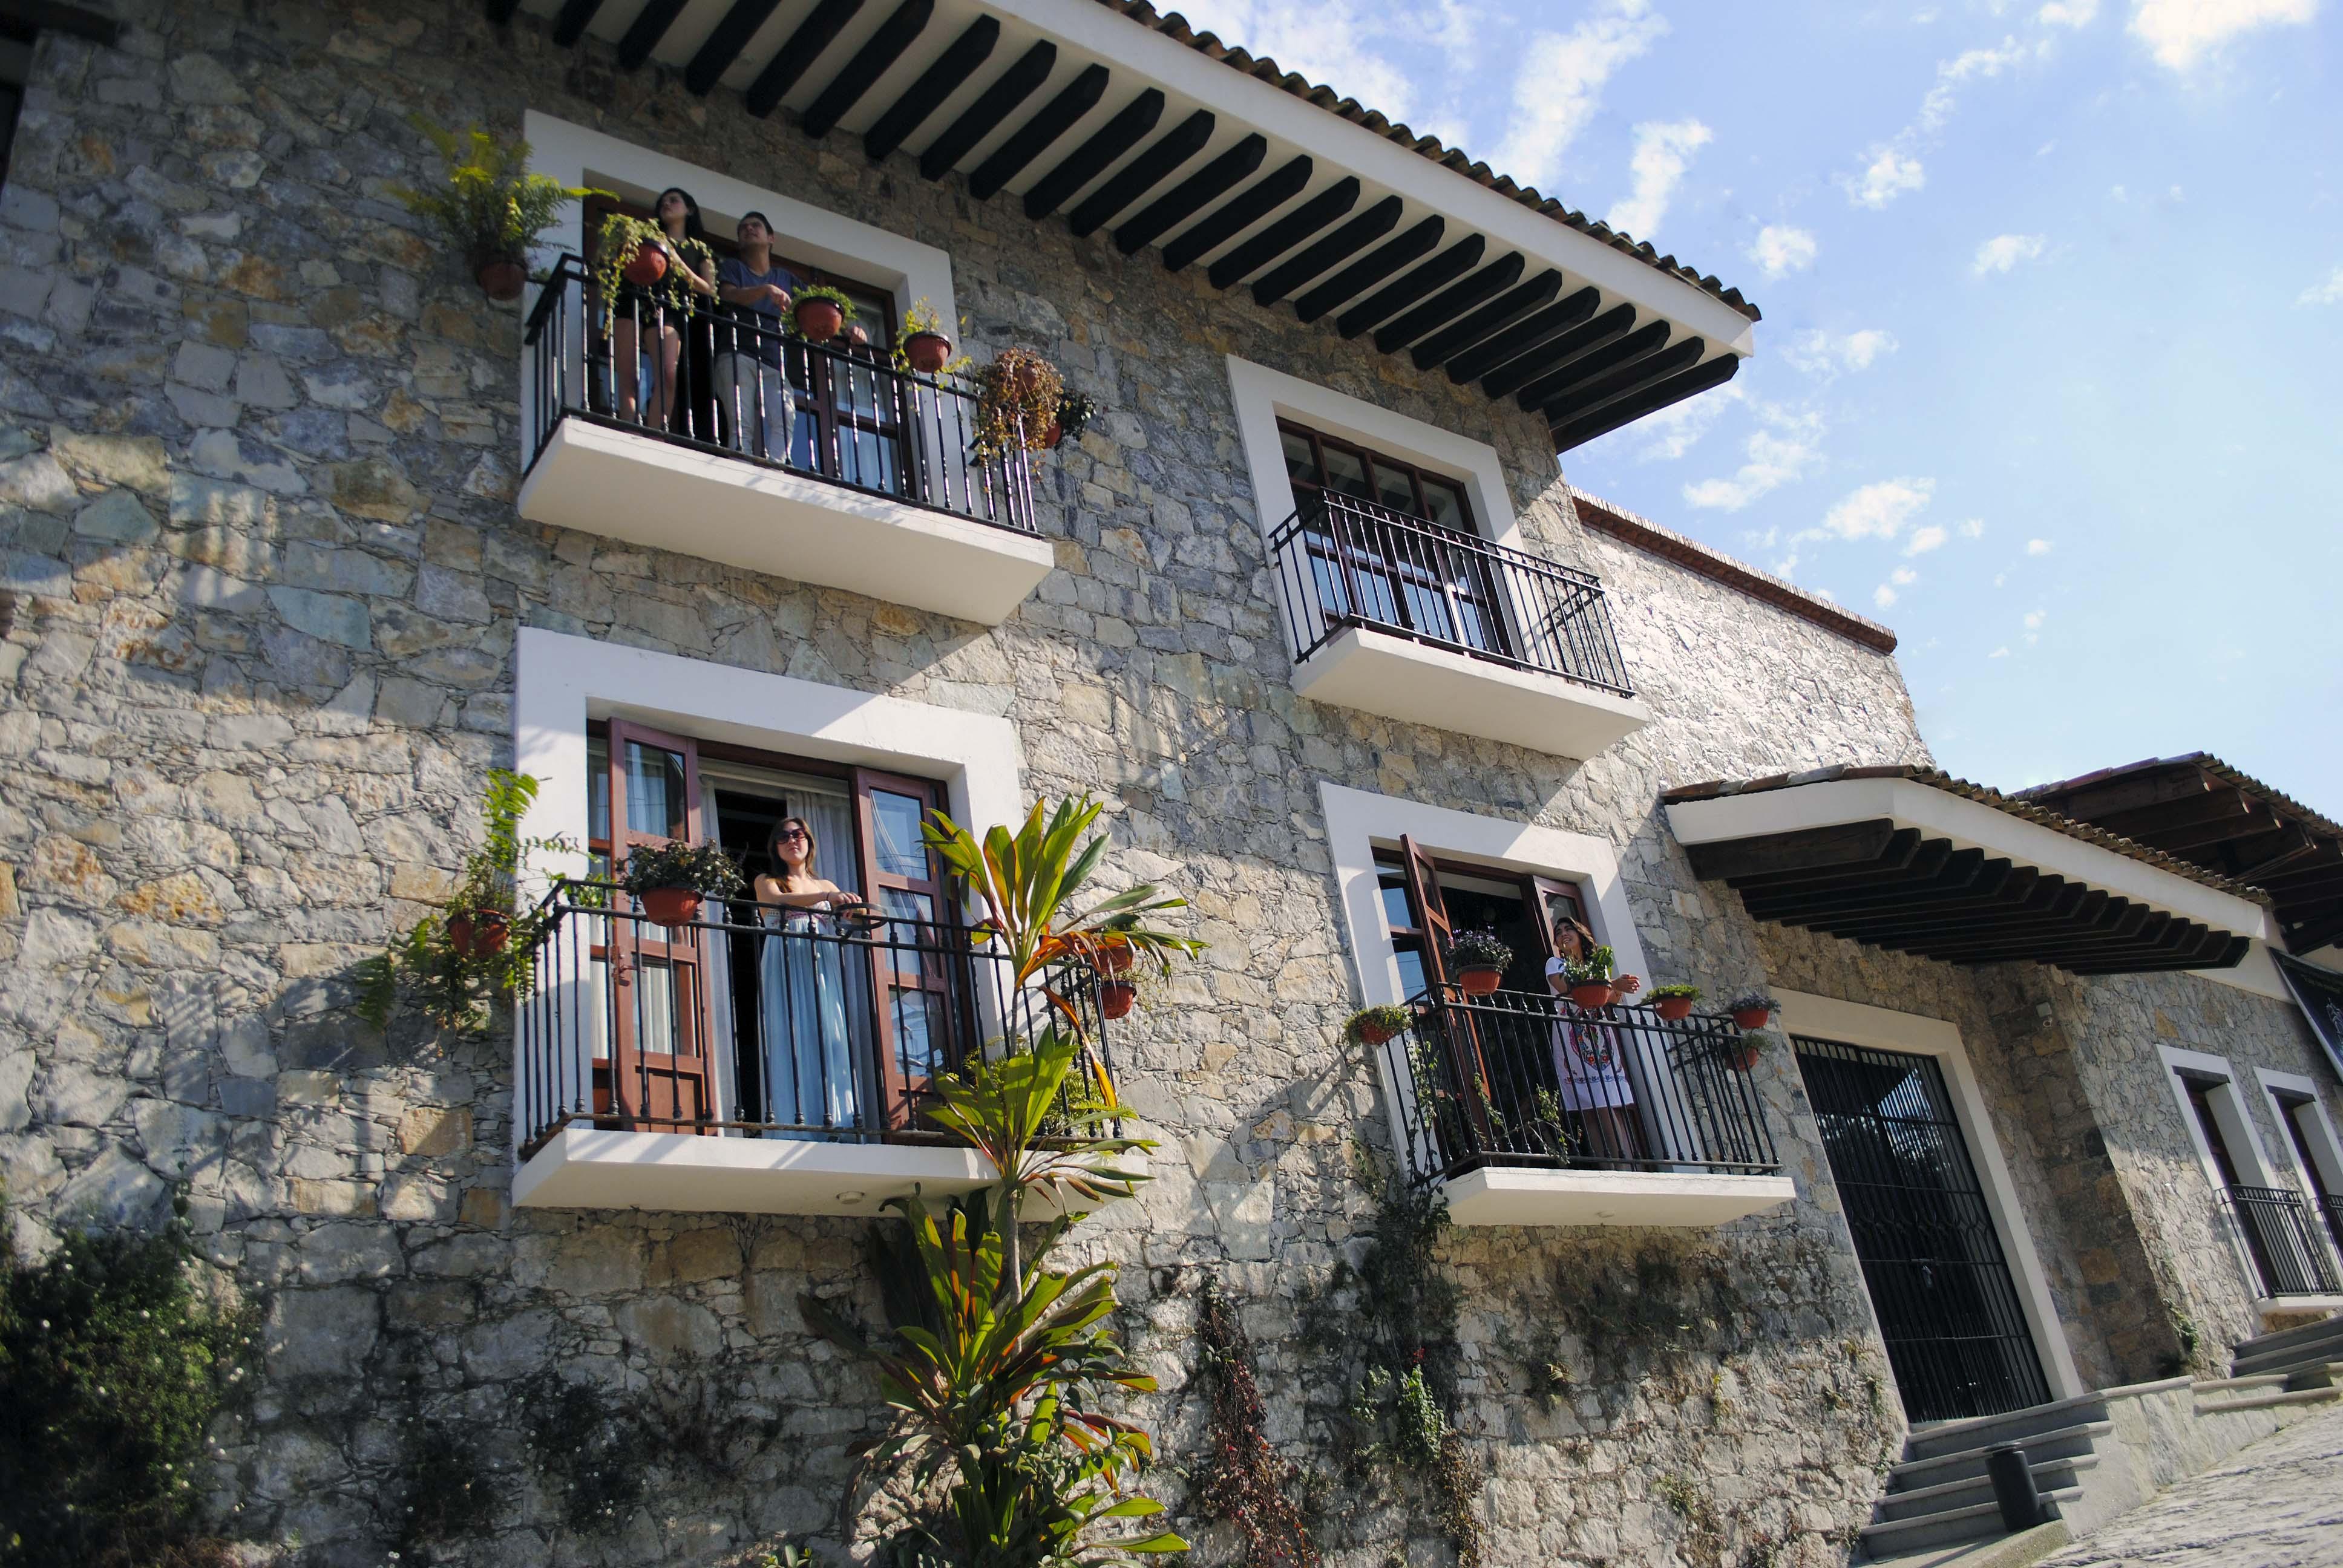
[1175,0,2341,802]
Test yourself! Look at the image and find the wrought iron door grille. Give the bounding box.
[2218,1186,2343,1298]
[1794,1036,2051,1423]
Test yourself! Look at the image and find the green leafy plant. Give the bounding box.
[1561,942,1616,985]
[358,770,577,1033]
[975,347,1064,457]
[1445,930,1512,972]
[789,283,858,332]
[1194,1279,1316,1568]
[892,298,972,376]
[0,1193,254,1568]
[1341,1004,1414,1048]
[1054,388,1097,443]
[591,211,715,328]
[390,117,601,273]
[1647,983,1702,1001]
[617,840,744,900]
[1725,991,1778,1016]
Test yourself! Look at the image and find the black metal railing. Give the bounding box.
[2220,1186,2343,1298]
[514,880,1107,1152]
[1270,491,1633,695]
[2323,1193,2343,1259]
[1383,985,1778,1184]
[521,255,1035,535]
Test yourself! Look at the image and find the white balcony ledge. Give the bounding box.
[1292,625,1650,759]
[516,419,1057,627]
[2254,1293,2343,1324]
[1439,1166,1797,1227]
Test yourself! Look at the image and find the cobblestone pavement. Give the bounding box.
[2036,1406,2343,1567]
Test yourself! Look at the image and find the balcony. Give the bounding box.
[512,883,1115,1217]
[1381,985,1794,1226]
[517,256,1055,626]
[1271,493,1649,757]
[2218,1185,2343,1308]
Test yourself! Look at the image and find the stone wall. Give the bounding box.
[0,2,2321,1566]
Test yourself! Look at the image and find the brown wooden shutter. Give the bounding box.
[854,769,953,1131]
[601,720,716,1132]
[1400,834,1452,993]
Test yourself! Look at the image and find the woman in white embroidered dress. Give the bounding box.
[755,817,863,1136]
[1545,914,1641,1162]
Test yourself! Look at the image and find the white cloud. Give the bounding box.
[1973,233,2047,274]
[1891,566,1919,585]
[2024,609,2046,629]
[1813,477,1935,541]
[1959,518,1987,538]
[1607,118,1714,238]
[1683,408,1825,511]
[1630,381,1744,461]
[2129,0,2316,70]
[1905,524,1948,555]
[2026,537,2053,554]
[1783,328,1898,377]
[1492,0,1670,191]
[1873,583,1899,609]
[1918,38,2036,133]
[1168,0,1425,120]
[1748,224,1818,278]
[1990,645,2011,658]
[2037,0,2099,24]
[1847,147,1927,209]
[2299,267,2343,306]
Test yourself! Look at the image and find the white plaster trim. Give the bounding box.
[2158,1045,2292,1311]
[510,627,1023,1159]
[2189,941,2290,1001]
[2253,1068,2343,1209]
[1776,988,2085,1402]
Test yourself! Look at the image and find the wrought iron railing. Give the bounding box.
[514,880,1107,1154]
[2323,1193,2343,1259]
[520,255,1035,535]
[1382,985,1778,1184]
[1270,491,1633,695]
[2219,1185,2343,1298]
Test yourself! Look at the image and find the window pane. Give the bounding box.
[891,986,944,1080]
[1281,428,1320,488]
[587,736,610,844]
[1421,479,1469,532]
[624,741,688,839]
[1372,460,1418,517]
[1320,443,1371,498]
[1378,866,1417,932]
[870,790,929,878]
[1394,947,1427,1000]
[879,886,937,978]
[631,958,678,1058]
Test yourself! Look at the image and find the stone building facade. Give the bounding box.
[0,2,2338,1566]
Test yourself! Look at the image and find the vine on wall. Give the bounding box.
[1193,1279,1316,1568]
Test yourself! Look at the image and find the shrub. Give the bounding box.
[1445,930,1512,972]
[390,118,600,270]
[1647,983,1702,1001]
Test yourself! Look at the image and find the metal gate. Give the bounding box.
[1795,1036,2051,1423]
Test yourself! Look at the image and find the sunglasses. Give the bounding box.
[776,827,809,841]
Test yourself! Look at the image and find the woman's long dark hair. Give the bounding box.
[655,186,710,246]
[768,814,820,878]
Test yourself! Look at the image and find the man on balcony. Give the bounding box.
[715,212,809,468]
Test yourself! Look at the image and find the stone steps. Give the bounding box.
[1901,1393,2115,1463]
[1860,1486,2084,1558]
[1863,1520,2073,1568]
[1887,1421,2111,1491]
[2191,1383,2341,1417]
[2227,1312,2343,1377]
[1873,1452,2099,1521]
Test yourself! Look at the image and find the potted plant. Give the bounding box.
[1097,974,1138,1021]
[592,210,670,299]
[1048,387,1096,449]
[391,118,603,303]
[1647,982,1702,1022]
[1343,1003,1415,1048]
[790,283,856,344]
[1722,1028,1771,1073]
[898,297,957,374]
[1447,930,1512,996]
[975,346,1064,457]
[619,840,744,928]
[1728,991,1779,1031]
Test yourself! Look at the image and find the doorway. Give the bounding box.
[1796,1035,2053,1422]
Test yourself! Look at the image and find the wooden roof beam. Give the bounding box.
[1114,132,1266,253]
[1479,303,1635,399]
[745,0,865,116]
[1442,286,1598,384]
[1022,86,1162,219]
[1684,819,1904,883]
[1207,175,1360,290]
[1161,154,1316,273]
[686,0,778,91]
[1066,108,1214,236]
[618,0,691,69]
[1407,269,1562,372]
[1552,353,1740,454]
[2033,764,2220,822]
[916,36,1053,177]
[1372,252,1527,354]
[862,16,998,160]
[1737,841,1974,916]
[1515,318,1670,410]
[967,62,1109,200]
[1539,336,1706,425]
[552,0,606,48]
[1250,195,1401,307]
[1334,235,1486,339]
[1289,214,1441,321]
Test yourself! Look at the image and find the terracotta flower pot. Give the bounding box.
[795,297,844,343]
[622,242,668,287]
[1043,419,1064,449]
[1570,981,1614,1010]
[474,255,527,302]
[1724,1040,1763,1073]
[904,330,952,373]
[1006,360,1045,399]
[638,886,703,927]
[1355,1018,1401,1047]
[1098,980,1137,1020]
[1653,996,1695,1022]
[446,909,510,959]
[1093,943,1136,976]
[1458,965,1503,997]
[1731,1005,1772,1031]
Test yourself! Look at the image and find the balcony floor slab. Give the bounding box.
[1293,624,1648,759]
[1441,1166,1797,1227]
[517,418,1056,626]
[514,1125,994,1217]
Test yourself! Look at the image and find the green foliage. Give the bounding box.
[618,838,744,899]
[974,347,1064,456]
[1193,1280,1316,1568]
[1725,991,1779,1016]
[0,1195,253,1568]
[591,211,716,327]
[1444,930,1512,972]
[1340,1004,1415,1048]
[893,299,973,376]
[1054,389,1097,443]
[790,283,859,332]
[1646,983,1703,1001]
[1561,943,1617,986]
[398,1420,499,1552]
[515,1370,647,1535]
[392,118,602,268]
[357,769,576,1033]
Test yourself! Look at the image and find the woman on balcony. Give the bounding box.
[1547,915,1643,1164]
[755,817,865,1137]
[614,187,717,436]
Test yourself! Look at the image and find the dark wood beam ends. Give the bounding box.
[862,16,998,160]
[1743,852,2020,925]
[686,0,781,93]
[1334,235,1486,339]
[1115,134,1268,255]
[618,0,691,70]
[1066,109,1213,237]
[1720,826,1928,894]
[2285,904,2343,956]
[1683,820,1902,883]
[1735,834,1959,901]
[1442,286,1598,385]
[552,0,606,48]
[1551,353,1739,454]
[1022,87,1162,220]
[804,0,937,140]
[1916,904,2171,967]
[919,38,1056,180]
[1538,336,1705,426]
[1162,155,1315,273]
[1407,270,1562,373]
[2065,933,2252,975]
[1372,252,1527,354]
[1479,303,1634,399]
[2224,828,2324,884]
[1290,214,1441,321]
[1207,176,1360,290]
[745,0,865,116]
[1817,879,2100,948]
[1250,195,1401,307]
[1515,318,1671,411]
[966,63,1108,201]
[2034,766,2217,823]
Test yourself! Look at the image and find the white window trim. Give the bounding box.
[2156,1045,2321,1313]
[2252,1067,2343,1209]
[1777,988,2085,1402]
[509,626,1023,1154]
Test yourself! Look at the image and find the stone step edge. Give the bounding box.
[2227,1313,2343,1359]
[1878,1452,2097,1511]
[2191,1385,2342,1417]
[2189,1371,2296,1396]
[2231,1342,2343,1376]
[1858,1487,2083,1546]
[1893,1420,2111,1481]
[1862,1518,2072,1568]
[1902,1388,2128,1452]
